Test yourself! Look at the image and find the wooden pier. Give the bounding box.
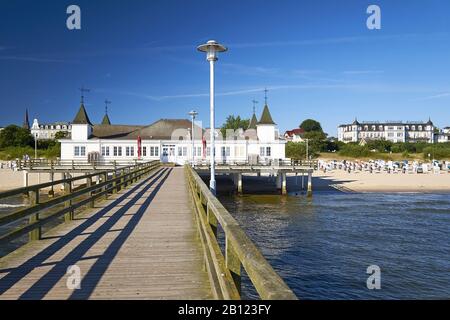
[0,161,297,300]
[194,160,316,196]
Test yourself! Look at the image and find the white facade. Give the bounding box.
[31,119,71,140]
[338,120,435,144]
[60,104,286,165]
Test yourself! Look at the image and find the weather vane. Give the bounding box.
[104,99,112,115]
[79,86,90,104]
[252,99,258,115]
[264,88,269,105]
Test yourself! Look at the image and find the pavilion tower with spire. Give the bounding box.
[256,88,277,142]
[71,87,93,140]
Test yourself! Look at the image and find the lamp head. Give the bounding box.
[197,40,227,61]
[188,110,198,118]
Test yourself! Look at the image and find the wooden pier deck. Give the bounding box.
[0,167,212,299]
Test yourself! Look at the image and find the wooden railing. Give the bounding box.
[0,161,161,247]
[17,159,149,171]
[185,165,297,300]
[193,159,318,169]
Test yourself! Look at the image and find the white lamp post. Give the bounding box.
[197,40,227,195]
[34,133,38,159]
[188,110,198,166]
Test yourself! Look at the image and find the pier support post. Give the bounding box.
[276,173,282,190]
[23,171,29,187]
[236,173,243,195]
[64,173,73,222]
[307,170,313,198]
[281,172,287,195]
[28,189,41,241]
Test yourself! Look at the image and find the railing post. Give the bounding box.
[102,173,108,199]
[28,189,41,241]
[206,202,218,238]
[87,175,94,208]
[64,173,73,222]
[225,237,241,295]
[112,170,117,194]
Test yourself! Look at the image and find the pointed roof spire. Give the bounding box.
[258,104,275,125]
[23,108,30,130]
[101,114,111,125]
[248,113,258,129]
[248,99,258,129]
[102,99,112,125]
[352,117,360,125]
[73,103,92,125]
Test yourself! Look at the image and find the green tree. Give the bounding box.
[286,141,307,159]
[0,125,34,149]
[54,131,69,139]
[221,115,249,138]
[299,119,323,133]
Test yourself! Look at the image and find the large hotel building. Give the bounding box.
[338,119,435,144]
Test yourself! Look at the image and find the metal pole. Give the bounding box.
[210,59,216,194]
[34,134,37,159]
[191,115,195,166]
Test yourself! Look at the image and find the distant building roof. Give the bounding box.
[91,124,145,139]
[284,128,305,137]
[90,119,203,140]
[72,104,93,125]
[258,105,275,125]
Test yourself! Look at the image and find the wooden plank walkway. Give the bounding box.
[0,167,212,300]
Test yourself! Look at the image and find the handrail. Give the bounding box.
[185,165,297,300]
[0,162,150,200]
[0,161,161,247]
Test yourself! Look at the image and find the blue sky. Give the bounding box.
[0,0,449,136]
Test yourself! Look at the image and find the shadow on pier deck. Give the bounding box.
[0,163,296,300]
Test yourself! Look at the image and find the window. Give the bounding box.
[397,133,403,137]
[142,146,147,157]
[74,146,85,157]
[130,147,134,157]
[118,147,122,156]
[178,147,187,157]
[193,147,202,157]
[126,147,130,157]
[260,147,265,156]
[101,146,110,157]
[206,147,210,157]
[149,146,159,157]
[221,146,230,157]
[266,147,271,157]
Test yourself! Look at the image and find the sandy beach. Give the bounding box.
[312,170,450,193]
[0,169,85,192]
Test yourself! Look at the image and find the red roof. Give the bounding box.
[284,128,305,137]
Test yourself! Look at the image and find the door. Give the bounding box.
[162,145,176,163]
